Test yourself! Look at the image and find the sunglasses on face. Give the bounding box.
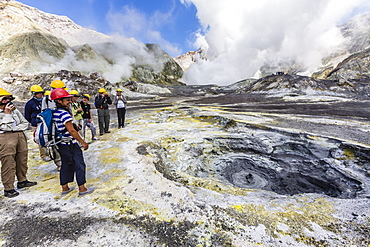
[1,96,14,101]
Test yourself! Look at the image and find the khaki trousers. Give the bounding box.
[97,108,110,134]
[0,132,28,191]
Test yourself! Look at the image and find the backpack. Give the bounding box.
[34,108,63,147]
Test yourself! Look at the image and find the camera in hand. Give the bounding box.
[73,123,82,131]
[0,100,14,106]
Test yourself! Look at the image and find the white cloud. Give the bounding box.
[106,4,182,56]
[181,0,370,85]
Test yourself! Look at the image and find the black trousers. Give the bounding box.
[117,108,126,128]
[58,143,86,186]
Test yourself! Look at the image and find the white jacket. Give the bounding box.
[0,108,29,132]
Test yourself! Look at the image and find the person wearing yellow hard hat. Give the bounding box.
[25,85,44,127]
[0,88,37,197]
[81,94,98,141]
[69,89,79,95]
[94,88,112,135]
[83,94,90,100]
[98,88,106,94]
[69,90,83,136]
[114,88,128,128]
[41,79,66,111]
[40,80,67,170]
[25,85,50,162]
[50,79,66,89]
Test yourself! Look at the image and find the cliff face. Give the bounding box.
[313,13,370,80]
[313,46,370,82]
[325,48,370,82]
[173,49,206,71]
[130,44,184,86]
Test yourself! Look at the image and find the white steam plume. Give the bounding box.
[181,0,370,85]
[38,36,164,84]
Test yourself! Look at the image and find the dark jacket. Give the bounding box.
[95,94,112,109]
[24,97,42,127]
[81,102,92,119]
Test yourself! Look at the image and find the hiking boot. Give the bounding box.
[92,137,99,141]
[17,180,37,189]
[4,189,19,198]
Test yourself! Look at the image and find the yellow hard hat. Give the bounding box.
[30,85,44,93]
[50,79,66,89]
[0,88,12,97]
[116,88,122,92]
[83,94,91,100]
[98,88,107,93]
[69,89,80,96]
[45,90,51,96]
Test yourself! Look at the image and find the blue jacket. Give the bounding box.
[24,97,42,127]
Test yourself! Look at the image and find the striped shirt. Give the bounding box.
[53,108,77,144]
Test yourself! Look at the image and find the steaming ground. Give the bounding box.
[0,92,370,246]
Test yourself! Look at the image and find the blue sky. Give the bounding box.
[18,0,200,57]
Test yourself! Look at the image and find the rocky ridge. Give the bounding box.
[0,69,180,102]
[238,73,370,96]
[324,47,370,82]
[0,70,111,101]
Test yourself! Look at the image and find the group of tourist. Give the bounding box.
[0,79,128,198]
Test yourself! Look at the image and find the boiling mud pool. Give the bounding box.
[150,111,370,199]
